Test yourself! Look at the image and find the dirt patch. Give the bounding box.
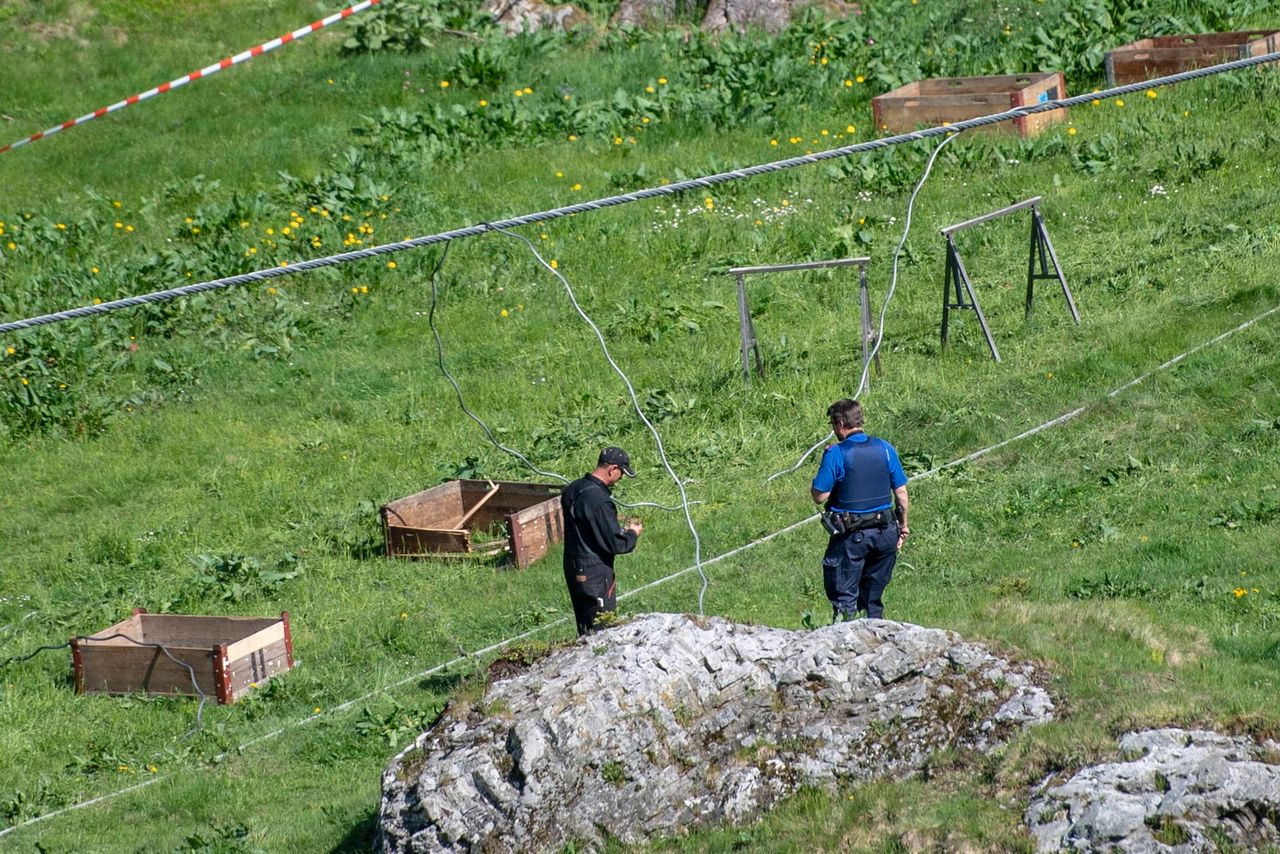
[14,2,98,48]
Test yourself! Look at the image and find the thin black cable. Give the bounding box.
[1,631,209,735]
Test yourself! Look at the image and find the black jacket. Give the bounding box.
[560,474,637,573]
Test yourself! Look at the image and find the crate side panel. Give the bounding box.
[915,74,1053,95]
[136,614,279,647]
[509,497,566,569]
[459,480,562,514]
[383,481,464,529]
[226,638,293,701]
[386,526,471,557]
[79,645,218,697]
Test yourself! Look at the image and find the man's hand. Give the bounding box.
[896,526,909,550]
[626,519,644,537]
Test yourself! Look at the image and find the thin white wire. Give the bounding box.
[5,294,1276,841]
[764,131,962,484]
[492,227,710,616]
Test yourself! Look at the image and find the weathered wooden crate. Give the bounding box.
[872,72,1067,137]
[1106,31,1280,84]
[382,479,564,569]
[72,609,294,704]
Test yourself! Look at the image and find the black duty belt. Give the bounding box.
[822,509,891,535]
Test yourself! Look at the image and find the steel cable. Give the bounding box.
[2,48,1277,338]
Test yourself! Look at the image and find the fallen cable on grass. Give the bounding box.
[764,130,963,484]
[493,227,711,617]
[0,632,209,736]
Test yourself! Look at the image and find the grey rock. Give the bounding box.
[1026,728,1280,852]
[378,614,1052,853]
[481,0,589,35]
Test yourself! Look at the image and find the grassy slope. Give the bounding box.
[1,0,1279,850]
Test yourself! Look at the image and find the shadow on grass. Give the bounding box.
[330,808,378,852]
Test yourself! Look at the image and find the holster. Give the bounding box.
[820,511,848,536]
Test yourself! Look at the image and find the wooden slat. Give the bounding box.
[224,621,285,663]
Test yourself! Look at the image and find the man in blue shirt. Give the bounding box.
[810,398,910,622]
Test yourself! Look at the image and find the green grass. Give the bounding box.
[2,0,1280,849]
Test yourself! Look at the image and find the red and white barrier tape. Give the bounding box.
[0,0,380,155]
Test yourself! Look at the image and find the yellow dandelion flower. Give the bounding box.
[56,222,66,230]
[479,99,488,107]
[440,80,449,88]
[614,136,623,145]
[387,261,397,269]
[555,170,564,178]
[314,707,322,714]
[351,286,359,294]
[856,75,865,83]
[550,259,559,269]
[114,221,123,229]
[267,287,277,295]
[93,297,102,305]
[821,129,829,136]
[5,241,14,250]
[568,134,577,141]
[820,57,829,65]
[501,308,509,317]
[1114,98,1125,107]
[523,87,533,94]
[846,124,856,134]
[113,200,122,208]
[20,377,28,386]
[360,285,369,294]
[91,266,100,274]
[658,77,668,85]
[571,183,582,191]
[4,346,13,355]
[1146,90,1157,99]
[770,138,779,146]
[704,197,714,209]
[1068,127,1077,136]
[645,85,656,94]
[400,612,408,619]
[844,79,853,87]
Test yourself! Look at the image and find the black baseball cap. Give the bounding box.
[598,447,636,477]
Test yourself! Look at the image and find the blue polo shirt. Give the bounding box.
[812,433,908,513]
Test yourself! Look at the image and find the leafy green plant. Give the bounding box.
[187,552,303,604]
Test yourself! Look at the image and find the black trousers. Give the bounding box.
[822,522,899,620]
[565,565,616,636]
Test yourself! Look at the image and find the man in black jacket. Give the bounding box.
[560,447,644,635]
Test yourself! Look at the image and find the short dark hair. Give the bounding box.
[826,398,863,430]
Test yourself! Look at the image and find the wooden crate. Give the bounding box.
[71,609,294,704]
[871,72,1067,137]
[382,479,564,569]
[1106,31,1280,84]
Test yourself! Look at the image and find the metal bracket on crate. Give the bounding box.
[940,196,1079,363]
[727,257,880,387]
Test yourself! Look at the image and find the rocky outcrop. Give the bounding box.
[611,0,862,34]
[481,0,590,35]
[1026,728,1280,852]
[377,613,1052,853]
